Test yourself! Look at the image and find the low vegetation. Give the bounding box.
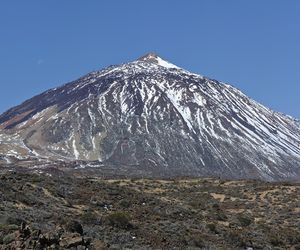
[0,171,299,249]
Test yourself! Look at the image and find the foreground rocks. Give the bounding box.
[0,171,299,249]
[0,221,100,249]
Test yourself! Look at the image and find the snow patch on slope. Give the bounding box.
[156,56,181,69]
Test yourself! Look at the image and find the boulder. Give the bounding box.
[60,233,83,248]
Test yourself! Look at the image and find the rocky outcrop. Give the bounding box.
[0,222,103,250]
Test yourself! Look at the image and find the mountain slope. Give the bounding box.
[0,53,300,180]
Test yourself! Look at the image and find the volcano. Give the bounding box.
[0,53,300,180]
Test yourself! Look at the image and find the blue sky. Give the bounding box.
[1,1,300,118]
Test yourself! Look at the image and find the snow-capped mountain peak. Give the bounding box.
[0,54,300,181]
[137,52,181,69]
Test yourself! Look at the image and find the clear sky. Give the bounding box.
[1,1,300,118]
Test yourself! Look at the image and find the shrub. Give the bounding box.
[119,199,131,208]
[212,203,220,209]
[80,211,98,225]
[3,233,15,244]
[270,237,282,247]
[215,211,228,221]
[0,224,19,232]
[269,235,283,246]
[237,215,252,227]
[192,235,205,248]
[4,216,24,226]
[65,220,83,235]
[107,212,132,229]
[30,175,42,183]
[207,223,217,233]
[227,230,247,248]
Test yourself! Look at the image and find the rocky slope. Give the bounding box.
[0,53,300,180]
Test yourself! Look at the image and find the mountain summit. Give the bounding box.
[0,54,300,180]
[138,52,161,62]
[138,52,181,69]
